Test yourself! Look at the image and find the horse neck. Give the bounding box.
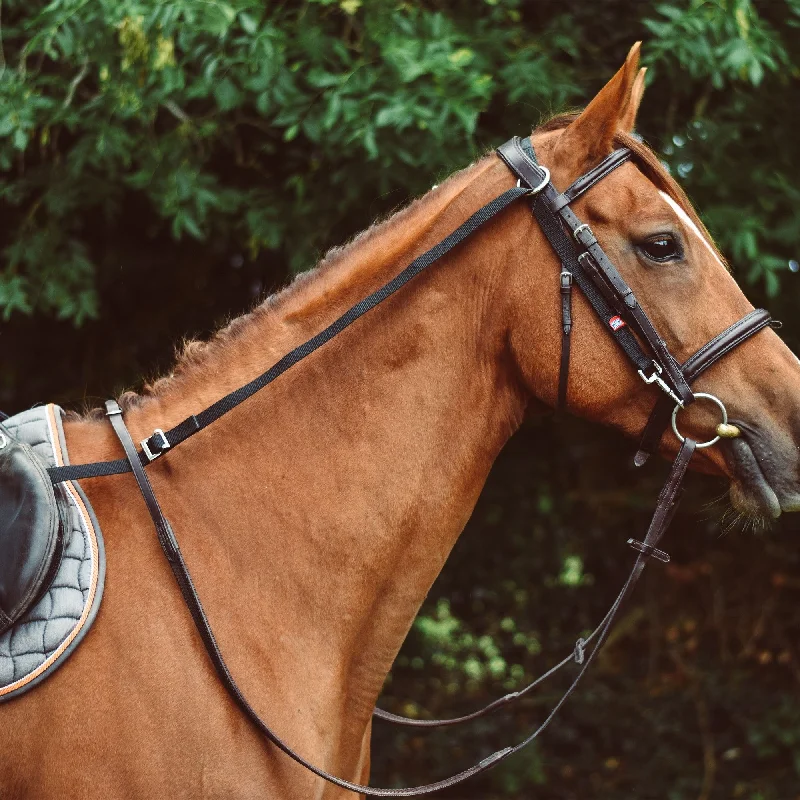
[66,153,536,760]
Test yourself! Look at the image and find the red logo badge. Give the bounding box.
[609,315,626,331]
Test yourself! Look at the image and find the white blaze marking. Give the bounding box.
[658,190,723,266]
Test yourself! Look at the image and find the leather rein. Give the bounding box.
[47,136,774,796]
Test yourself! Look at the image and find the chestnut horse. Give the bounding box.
[3,45,799,799]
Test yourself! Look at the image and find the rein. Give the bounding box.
[48,136,772,796]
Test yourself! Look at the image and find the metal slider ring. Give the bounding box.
[671,392,728,449]
[516,165,550,195]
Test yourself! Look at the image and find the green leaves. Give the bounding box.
[2,226,96,324]
[644,0,785,88]
[212,77,241,112]
[1,0,799,333]
[642,2,799,301]
[1,0,564,323]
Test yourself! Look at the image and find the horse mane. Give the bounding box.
[82,114,723,419]
[84,154,489,418]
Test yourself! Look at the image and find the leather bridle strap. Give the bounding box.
[633,308,773,466]
[375,441,698,731]
[550,147,633,212]
[105,390,698,796]
[497,136,694,410]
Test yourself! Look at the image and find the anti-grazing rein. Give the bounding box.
[47,136,773,796]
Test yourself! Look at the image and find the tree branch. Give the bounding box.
[62,56,89,109]
[163,100,191,123]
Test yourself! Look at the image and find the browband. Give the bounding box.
[550,147,633,211]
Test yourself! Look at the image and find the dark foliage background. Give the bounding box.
[2,1,800,797]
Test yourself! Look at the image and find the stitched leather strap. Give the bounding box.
[495,139,658,402]
[682,308,773,382]
[107,395,694,789]
[633,309,772,466]
[497,136,693,408]
[550,148,633,211]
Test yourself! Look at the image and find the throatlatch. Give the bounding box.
[47,134,772,796]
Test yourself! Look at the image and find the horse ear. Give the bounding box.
[619,67,647,133]
[553,42,642,176]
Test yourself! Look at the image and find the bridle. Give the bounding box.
[496,136,772,419]
[45,135,775,796]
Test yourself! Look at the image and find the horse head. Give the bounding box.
[502,43,800,520]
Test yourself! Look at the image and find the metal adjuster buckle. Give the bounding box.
[573,223,594,245]
[627,538,670,563]
[560,270,573,289]
[574,637,586,664]
[141,428,170,462]
[638,361,683,407]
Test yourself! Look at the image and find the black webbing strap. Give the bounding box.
[374,437,696,730]
[558,270,573,409]
[49,186,533,486]
[106,390,696,793]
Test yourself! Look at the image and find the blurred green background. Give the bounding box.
[2,1,800,797]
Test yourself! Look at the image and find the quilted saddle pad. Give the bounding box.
[0,404,105,702]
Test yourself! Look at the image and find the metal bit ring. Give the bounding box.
[671,392,728,449]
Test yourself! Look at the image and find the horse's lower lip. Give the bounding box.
[724,435,782,519]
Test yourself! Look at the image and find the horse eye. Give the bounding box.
[639,234,680,262]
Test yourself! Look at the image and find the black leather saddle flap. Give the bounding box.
[0,422,63,635]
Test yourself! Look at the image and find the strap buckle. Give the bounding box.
[516,165,550,195]
[141,429,170,462]
[560,270,573,290]
[638,361,683,407]
[627,538,670,563]
[573,223,595,246]
[574,637,586,665]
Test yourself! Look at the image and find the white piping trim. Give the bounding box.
[0,405,99,696]
[658,190,723,266]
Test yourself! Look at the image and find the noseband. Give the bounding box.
[46,136,774,796]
